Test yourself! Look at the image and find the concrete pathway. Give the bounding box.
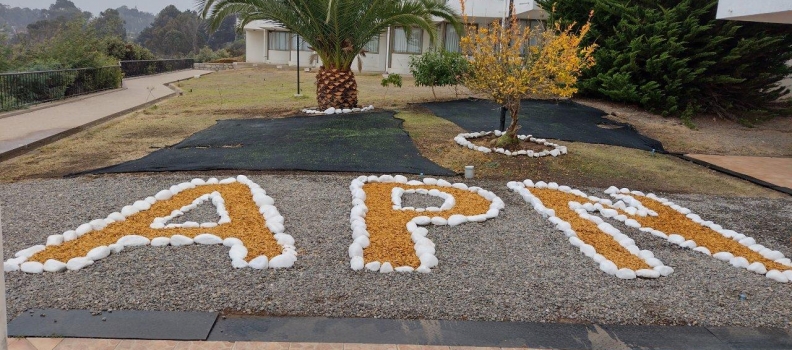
[0,70,212,161]
[8,338,544,350]
[686,154,792,190]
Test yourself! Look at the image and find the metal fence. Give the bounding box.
[120,59,195,78]
[0,66,123,112]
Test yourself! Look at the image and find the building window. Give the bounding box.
[393,27,422,54]
[444,24,477,53]
[363,36,380,54]
[291,34,311,51]
[528,20,545,47]
[268,31,289,51]
[444,25,461,53]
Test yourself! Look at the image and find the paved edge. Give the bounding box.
[0,71,212,164]
[8,310,792,349]
[678,154,792,196]
[8,309,218,340]
[0,88,127,121]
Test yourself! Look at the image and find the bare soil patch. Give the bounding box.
[576,98,792,157]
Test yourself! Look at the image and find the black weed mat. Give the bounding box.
[421,99,664,152]
[88,112,454,176]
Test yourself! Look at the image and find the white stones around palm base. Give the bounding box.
[302,105,375,115]
[454,130,568,157]
[4,176,297,273]
[508,180,671,280]
[349,175,505,273]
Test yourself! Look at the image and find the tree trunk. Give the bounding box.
[496,100,521,147]
[316,66,359,110]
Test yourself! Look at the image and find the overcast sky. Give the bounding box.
[1,0,198,15]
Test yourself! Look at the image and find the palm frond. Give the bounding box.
[197,0,461,70]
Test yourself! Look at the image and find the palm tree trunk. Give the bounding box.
[316,66,359,110]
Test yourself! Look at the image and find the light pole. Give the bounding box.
[499,0,515,131]
[295,35,302,97]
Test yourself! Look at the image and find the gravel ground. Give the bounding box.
[1,173,791,328]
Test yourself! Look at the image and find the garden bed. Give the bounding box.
[3,174,791,328]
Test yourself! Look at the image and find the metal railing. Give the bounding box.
[120,59,195,78]
[0,66,123,112]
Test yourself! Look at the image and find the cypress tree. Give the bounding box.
[537,0,792,123]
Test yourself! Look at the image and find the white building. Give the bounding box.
[244,0,548,74]
[716,0,792,24]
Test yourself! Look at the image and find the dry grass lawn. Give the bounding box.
[398,108,780,197]
[0,66,783,197]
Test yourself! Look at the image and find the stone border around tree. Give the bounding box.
[454,130,568,157]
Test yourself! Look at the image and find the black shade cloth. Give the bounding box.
[88,112,454,176]
[421,99,664,152]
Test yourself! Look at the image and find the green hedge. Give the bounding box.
[538,0,792,122]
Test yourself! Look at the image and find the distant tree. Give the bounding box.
[0,5,44,35]
[102,36,155,61]
[206,15,238,50]
[20,0,90,45]
[137,6,206,57]
[226,38,246,57]
[116,6,155,39]
[0,29,12,71]
[93,9,126,39]
[43,0,90,21]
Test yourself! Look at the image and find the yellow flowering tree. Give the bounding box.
[460,2,596,147]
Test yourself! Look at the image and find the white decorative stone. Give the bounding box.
[766,270,788,283]
[170,235,194,246]
[231,258,248,268]
[430,217,447,225]
[117,235,150,247]
[75,224,92,236]
[66,257,94,271]
[599,260,618,275]
[194,234,223,245]
[350,256,365,271]
[151,237,171,246]
[447,215,468,226]
[365,261,381,271]
[747,262,767,274]
[269,254,295,268]
[636,269,660,279]
[46,235,64,246]
[248,256,269,269]
[379,262,394,273]
[348,243,364,258]
[419,254,438,268]
[229,244,248,260]
[616,268,637,279]
[654,265,674,276]
[43,259,67,272]
[223,238,243,247]
[86,246,111,261]
[20,262,44,274]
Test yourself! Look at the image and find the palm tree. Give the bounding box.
[198,0,461,110]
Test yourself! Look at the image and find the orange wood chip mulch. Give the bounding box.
[529,186,790,273]
[29,182,282,263]
[362,183,492,267]
[529,188,651,271]
[631,195,790,272]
